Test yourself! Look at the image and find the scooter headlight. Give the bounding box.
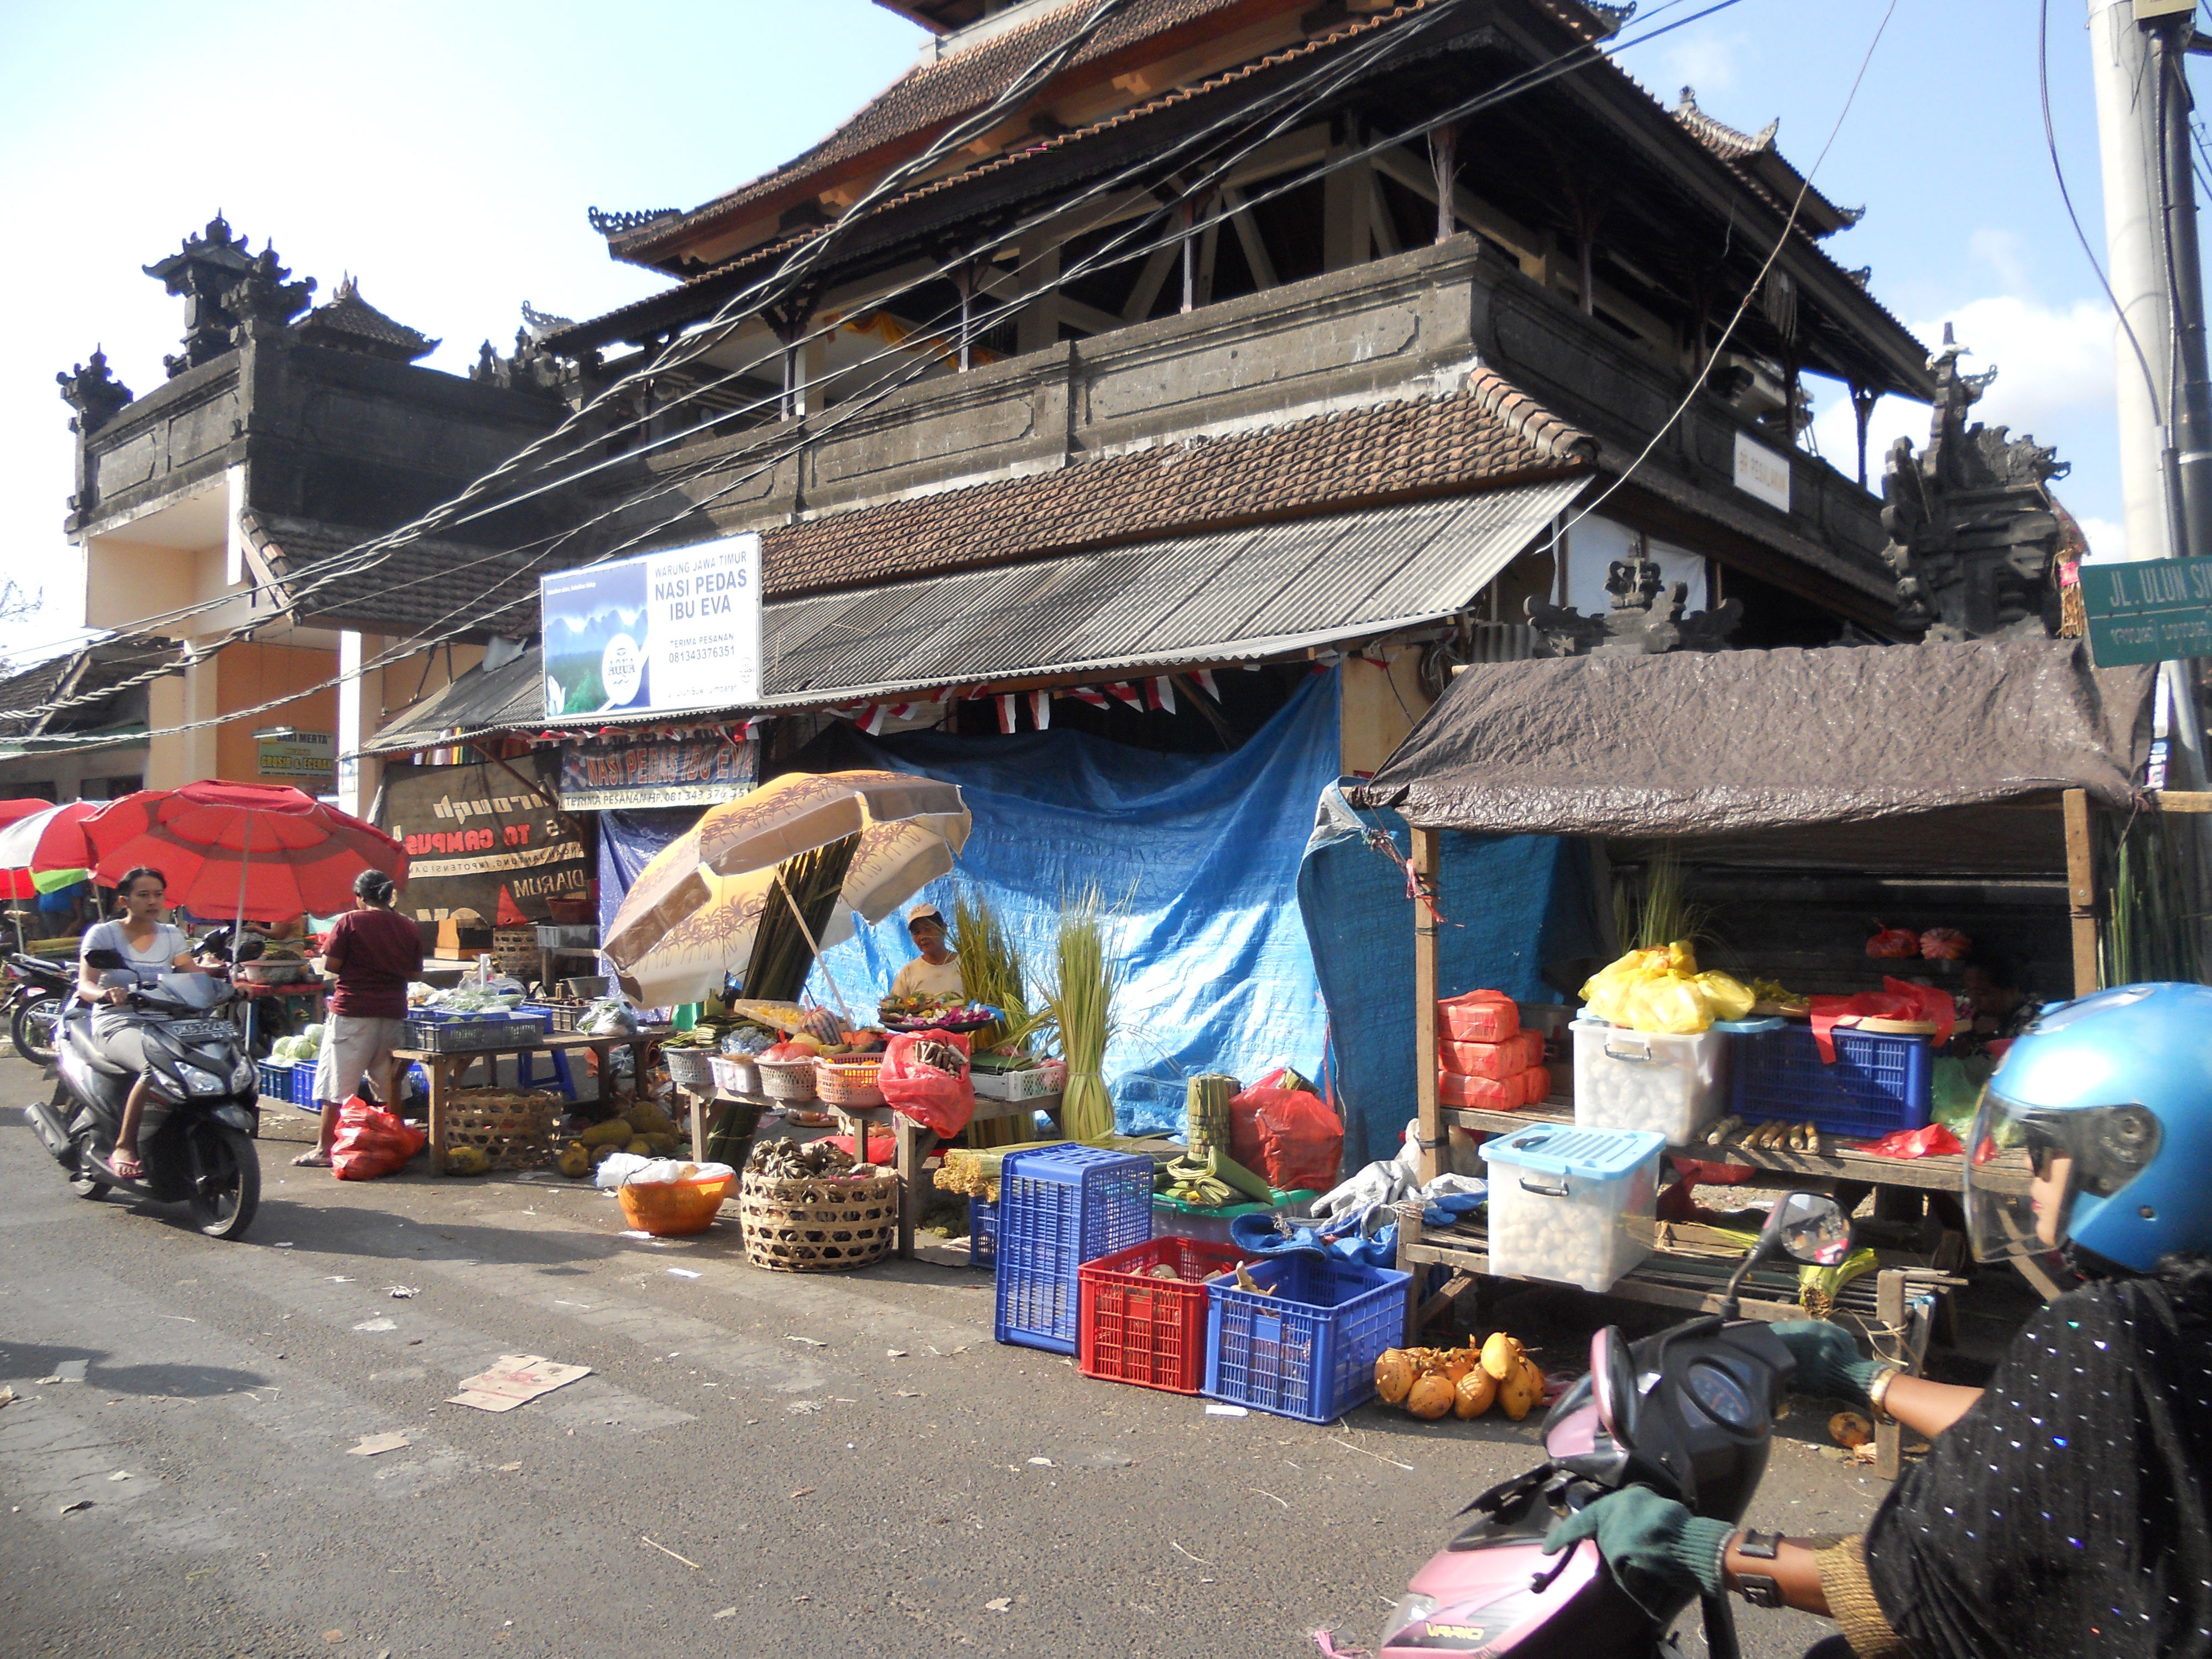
[230,1055,257,1091]
[175,1062,227,1095]
[1378,1593,1440,1647]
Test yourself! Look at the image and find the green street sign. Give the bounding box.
[2079,555,2212,666]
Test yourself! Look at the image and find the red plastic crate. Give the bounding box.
[1079,1237,1250,1394]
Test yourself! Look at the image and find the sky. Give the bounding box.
[0,0,2192,667]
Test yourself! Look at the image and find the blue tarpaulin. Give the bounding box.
[1295,784,1601,1169]
[805,671,1345,1134]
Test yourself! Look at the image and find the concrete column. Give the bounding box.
[144,677,187,790]
[336,631,384,819]
[180,648,219,784]
[1322,131,1375,273]
[1016,233,1061,356]
[796,330,829,417]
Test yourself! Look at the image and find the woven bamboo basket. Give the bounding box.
[664,1047,718,1089]
[738,1169,899,1272]
[757,1058,819,1103]
[445,1091,563,1170]
[814,1058,885,1108]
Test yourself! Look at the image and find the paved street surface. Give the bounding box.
[1,1052,1884,1659]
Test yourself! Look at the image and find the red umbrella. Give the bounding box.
[0,800,60,901]
[85,781,408,924]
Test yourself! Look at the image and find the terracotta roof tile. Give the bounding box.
[761,368,1592,597]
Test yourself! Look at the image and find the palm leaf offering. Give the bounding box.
[1613,844,1712,952]
[953,888,1042,1054]
[743,833,860,1004]
[1042,884,1121,1141]
[2100,812,2204,988]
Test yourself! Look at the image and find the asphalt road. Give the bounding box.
[0,1053,1886,1659]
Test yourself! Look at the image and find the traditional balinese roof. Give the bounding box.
[763,369,1593,598]
[0,639,178,740]
[296,276,441,363]
[1670,86,1863,238]
[239,512,542,638]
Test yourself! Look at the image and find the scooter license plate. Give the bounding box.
[173,1021,234,1040]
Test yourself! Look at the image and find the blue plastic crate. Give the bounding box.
[993,1144,1152,1353]
[969,1196,997,1269]
[1203,1251,1410,1423]
[256,1058,317,1110]
[1728,1022,1933,1141]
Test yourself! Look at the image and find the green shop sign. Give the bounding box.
[2079,555,2212,666]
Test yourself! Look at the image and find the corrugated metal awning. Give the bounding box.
[366,480,1582,753]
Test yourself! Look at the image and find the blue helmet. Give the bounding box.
[1965,982,2212,1272]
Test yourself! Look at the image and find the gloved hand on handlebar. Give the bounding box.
[1542,1485,1733,1612]
[1770,1319,1888,1407]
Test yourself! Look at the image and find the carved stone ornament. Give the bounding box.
[1525,556,1745,656]
[1879,324,2070,640]
[57,348,135,435]
[469,304,575,393]
[142,215,314,376]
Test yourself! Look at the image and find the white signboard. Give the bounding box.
[258,730,334,789]
[1732,430,1793,514]
[540,533,762,719]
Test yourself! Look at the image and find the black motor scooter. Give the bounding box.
[1336,1191,1853,1659]
[5,950,75,1065]
[21,938,263,1239]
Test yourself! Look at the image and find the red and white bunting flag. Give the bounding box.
[1031,691,1051,729]
[1068,686,1110,710]
[997,693,1018,734]
[862,705,889,735]
[1195,668,1219,699]
[887,702,913,722]
[1147,676,1177,714]
[1107,681,1143,710]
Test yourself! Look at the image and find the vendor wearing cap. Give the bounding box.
[890,902,963,1000]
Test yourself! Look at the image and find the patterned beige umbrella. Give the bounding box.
[604,770,970,1007]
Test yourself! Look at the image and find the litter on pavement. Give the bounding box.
[447,1355,592,1413]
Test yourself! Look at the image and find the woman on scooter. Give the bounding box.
[1545,982,2212,1659]
[76,867,204,1180]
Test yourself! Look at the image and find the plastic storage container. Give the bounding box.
[1080,1237,1251,1394]
[1571,1019,1730,1143]
[1202,1251,1410,1422]
[993,1144,1153,1354]
[1151,1191,1316,1245]
[968,1196,997,1268]
[1480,1122,1665,1292]
[255,1058,316,1109]
[1729,1021,1934,1140]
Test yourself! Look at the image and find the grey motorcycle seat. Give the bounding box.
[64,1008,129,1077]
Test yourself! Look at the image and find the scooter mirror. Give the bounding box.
[1588,1325,1637,1449]
[233,936,267,963]
[83,948,125,972]
[1771,1192,1851,1267]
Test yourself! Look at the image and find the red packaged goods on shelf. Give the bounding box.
[1521,1065,1552,1107]
[1517,1031,1547,1070]
[1437,990,1518,1043]
[1438,1036,1522,1079]
[1440,1070,1521,1109]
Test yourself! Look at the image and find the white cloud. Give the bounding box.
[1662,32,1754,100]
[2076,515,2127,562]
[1809,293,2115,482]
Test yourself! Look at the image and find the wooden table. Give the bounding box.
[676,1082,1063,1260]
[398,1034,648,1173]
[1395,1199,1959,1478]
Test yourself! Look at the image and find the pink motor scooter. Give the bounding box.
[1330,1191,1852,1659]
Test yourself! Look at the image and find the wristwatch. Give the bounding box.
[1866,1365,1903,1423]
[1735,1528,1785,1608]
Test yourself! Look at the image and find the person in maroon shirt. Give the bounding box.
[295,869,424,1167]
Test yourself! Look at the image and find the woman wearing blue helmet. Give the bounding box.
[1543,982,2212,1658]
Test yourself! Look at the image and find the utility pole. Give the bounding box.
[2086,0,2210,790]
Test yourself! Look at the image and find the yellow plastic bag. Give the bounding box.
[1620,974,1714,1035]
[1579,947,1670,1026]
[1694,971,1755,1022]
[1665,940,1699,976]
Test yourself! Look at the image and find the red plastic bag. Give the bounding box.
[1438,1036,1522,1079]
[1440,1070,1520,1109]
[1228,1069,1342,1191]
[1521,1065,1551,1107]
[1437,990,1518,1043]
[877,1029,974,1139]
[1808,977,1956,1062]
[331,1097,425,1181]
[1864,1123,1963,1160]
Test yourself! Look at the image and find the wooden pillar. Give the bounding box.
[1412,825,1443,1183]
[2064,788,2100,996]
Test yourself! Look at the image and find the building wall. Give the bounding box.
[215,642,341,788]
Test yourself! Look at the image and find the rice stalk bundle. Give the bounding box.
[1044,885,1120,1140]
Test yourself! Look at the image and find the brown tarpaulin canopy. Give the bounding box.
[1349,642,2154,866]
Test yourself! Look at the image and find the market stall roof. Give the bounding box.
[1349,641,2155,868]
[366,477,1582,753]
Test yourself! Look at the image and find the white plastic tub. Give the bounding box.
[1479,1122,1664,1292]
[1571,1019,1728,1144]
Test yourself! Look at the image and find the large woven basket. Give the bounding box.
[738,1169,899,1272]
[445,1092,562,1170]
[814,1058,885,1107]
[664,1047,718,1088]
[757,1058,819,1102]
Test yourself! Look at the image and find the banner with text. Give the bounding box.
[540,534,762,720]
[375,755,594,924]
[558,736,757,811]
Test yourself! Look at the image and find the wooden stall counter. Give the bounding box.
[398,1032,656,1173]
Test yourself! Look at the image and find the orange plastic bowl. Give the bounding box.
[617,1173,735,1237]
